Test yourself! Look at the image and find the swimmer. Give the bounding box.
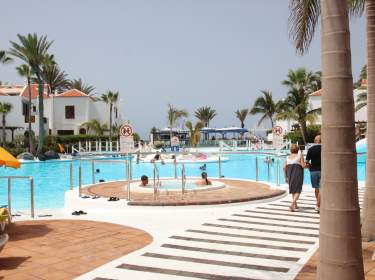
[199,164,207,171]
[96,169,100,173]
[196,172,212,186]
[140,175,149,186]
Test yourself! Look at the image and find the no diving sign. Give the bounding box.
[119,123,134,153]
[120,124,133,137]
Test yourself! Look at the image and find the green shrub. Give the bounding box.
[7,147,26,157]
[284,124,321,144]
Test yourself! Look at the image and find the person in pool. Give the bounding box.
[196,172,212,186]
[140,175,149,186]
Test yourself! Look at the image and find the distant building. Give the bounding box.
[0,84,122,141]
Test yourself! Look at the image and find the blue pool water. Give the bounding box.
[0,153,366,211]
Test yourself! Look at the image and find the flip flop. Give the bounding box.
[78,210,87,215]
[72,211,80,215]
[92,195,100,199]
[81,195,90,199]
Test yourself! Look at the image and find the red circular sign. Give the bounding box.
[272,126,283,136]
[119,124,133,137]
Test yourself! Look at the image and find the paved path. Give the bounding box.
[76,188,364,280]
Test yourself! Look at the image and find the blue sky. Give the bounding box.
[0,0,366,137]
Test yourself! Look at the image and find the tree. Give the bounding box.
[0,51,12,64]
[81,120,107,136]
[356,91,367,112]
[16,64,34,153]
[0,102,12,146]
[101,91,119,141]
[185,121,204,148]
[9,33,53,155]
[68,78,95,95]
[289,0,364,278]
[235,109,249,128]
[194,106,217,127]
[167,104,188,141]
[37,64,69,95]
[250,90,281,128]
[354,64,367,88]
[278,68,321,144]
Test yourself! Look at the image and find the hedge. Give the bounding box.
[284,124,321,144]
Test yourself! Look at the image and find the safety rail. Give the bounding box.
[181,164,187,195]
[69,159,132,200]
[153,163,161,199]
[0,176,35,219]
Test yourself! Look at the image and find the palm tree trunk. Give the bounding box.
[27,78,33,154]
[2,114,5,146]
[318,1,364,279]
[36,76,45,155]
[361,0,375,241]
[298,120,307,145]
[109,102,113,142]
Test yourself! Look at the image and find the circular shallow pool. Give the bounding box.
[132,179,226,192]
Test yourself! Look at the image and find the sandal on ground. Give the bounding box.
[72,211,80,215]
[92,195,100,199]
[78,210,87,215]
[81,195,90,199]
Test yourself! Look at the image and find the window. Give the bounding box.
[65,106,75,119]
[33,106,36,112]
[57,130,74,136]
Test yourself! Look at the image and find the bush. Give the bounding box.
[7,147,26,157]
[284,124,321,144]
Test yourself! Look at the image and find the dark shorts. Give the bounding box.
[310,171,321,188]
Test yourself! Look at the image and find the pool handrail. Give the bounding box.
[0,176,34,219]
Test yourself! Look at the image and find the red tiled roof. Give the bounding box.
[0,85,24,96]
[309,89,322,97]
[20,84,49,99]
[56,89,89,98]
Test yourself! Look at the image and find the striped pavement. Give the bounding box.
[77,187,365,280]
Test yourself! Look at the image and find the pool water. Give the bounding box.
[0,154,367,211]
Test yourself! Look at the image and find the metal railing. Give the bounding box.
[181,164,186,196]
[0,176,35,219]
[153,163,161,199]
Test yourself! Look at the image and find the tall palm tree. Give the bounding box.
[185,121,204,148]
[101,91,119,141]
[278,68,321,144]
[0,103,12,146]
[194,106,217,127]
[167,104,188,141]
[16,64,34,153]
[354,64,367,88]
[81,120,107,136]
[289,0,375,242]
[36,64,69,95]
[0,51,12,64]
[250,90,281,128]
[9,33,53,155]
[68,78,95,95]
[289,1,364,278]
[234,109,249,128]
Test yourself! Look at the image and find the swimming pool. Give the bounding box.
[0,153,366,211]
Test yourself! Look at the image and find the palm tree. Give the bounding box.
[81,120,107,136]
[68,78,95,95]
[290,1,364,278]
[0,103,12,146]
[235,109,249,128]
[167,104,188,141]
[250,90,281,128]
[185,121,204,148]
[278,68,321,144]
[9,33,53,155]
[36,64,69,95]
[354,64,367,88]
[16,64,34,153]
[101,91,119,141]
[0,51,12,64]
[356,91,367,111]
[194,106,217,127]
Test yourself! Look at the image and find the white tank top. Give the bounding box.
[287,152,301,165]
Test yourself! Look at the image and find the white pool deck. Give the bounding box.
[10,180,365,280]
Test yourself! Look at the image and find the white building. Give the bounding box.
[0,84,122,141]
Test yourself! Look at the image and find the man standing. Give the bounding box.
[306,135,321,212]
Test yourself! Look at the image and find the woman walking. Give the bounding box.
[284,144,305,211]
